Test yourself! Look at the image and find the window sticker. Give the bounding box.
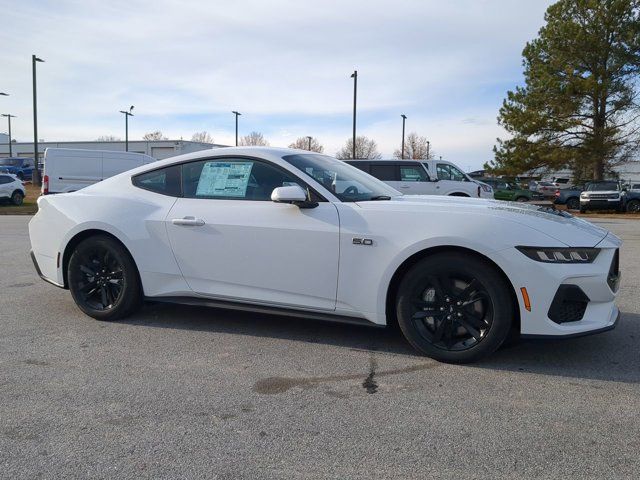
[196,161,253,197]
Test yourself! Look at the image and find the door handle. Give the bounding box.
[172,216,205,226]
[400,185,410,189]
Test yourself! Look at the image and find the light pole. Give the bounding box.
[2,114,16,157]
[0,92,8,96]
[232,111,241,146]
[427,141,431,159]
[306,136,312,151]
[350,70,357,159]
[119,106,134,151]
[32,55,44,186]
[400,114,407,159]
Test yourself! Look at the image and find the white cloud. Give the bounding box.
[0,0,554,169]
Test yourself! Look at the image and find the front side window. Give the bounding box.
[400,165,428,182]
[437,163,467,182]
[132,165,180,196]
[0,175,13,184]
[283,154,400,202]
[182,159,302,201]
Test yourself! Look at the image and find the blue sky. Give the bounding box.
[0,0,554,170]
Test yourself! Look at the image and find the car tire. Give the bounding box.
[396,253,514,363]
[515,196,528,202]
[67,235,142,321]
[11,190,24,206]
[566,197,580,210]
[627,199,640,213]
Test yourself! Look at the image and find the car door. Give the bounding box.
[397,163,433,194]
[491,181,511,200]
[165,157,340,311]
[0,175,12,198]
[435,162,472,195]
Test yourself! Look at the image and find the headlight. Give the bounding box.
[516,246,600,263]
[481,184,492,193]
[580,193,588,198]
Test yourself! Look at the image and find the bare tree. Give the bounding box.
[142,130,167,141]
[393,133,434,160]
[288,136,324,153]
[335,136,382,159]
[96,135,121,142]
[239,131,269,146]
[191,131,215,143]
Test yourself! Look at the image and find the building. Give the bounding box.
[0,139,226,160]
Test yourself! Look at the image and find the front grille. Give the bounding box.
[548,285,590,324]
[608,249,620,292]
[588,193,619,200]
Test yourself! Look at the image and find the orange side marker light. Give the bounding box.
[520,287,531,312]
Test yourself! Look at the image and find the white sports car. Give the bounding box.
[29,147,622,362]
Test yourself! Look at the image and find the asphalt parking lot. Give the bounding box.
[1,215,639,479]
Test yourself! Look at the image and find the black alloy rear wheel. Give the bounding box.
[68,235,142,320]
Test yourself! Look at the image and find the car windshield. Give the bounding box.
[587,182,619,191]
[0,158,20,167]
[282,154,400,202]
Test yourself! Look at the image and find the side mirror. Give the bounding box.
[271,185,317,208]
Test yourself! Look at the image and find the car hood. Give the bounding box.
[357,195,610,247]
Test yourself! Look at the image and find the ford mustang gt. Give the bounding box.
[29,147,622,362]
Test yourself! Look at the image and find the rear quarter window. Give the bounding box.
[132,165,181,196]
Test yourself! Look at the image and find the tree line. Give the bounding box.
[95,130,435,160]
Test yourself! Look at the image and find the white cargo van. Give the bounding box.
[346,159,494,198]
[42,148,155,194]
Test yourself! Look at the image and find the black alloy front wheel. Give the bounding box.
[396,253,514,363]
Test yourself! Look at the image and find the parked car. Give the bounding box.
[345,159,493,198]
[529,181,559,198]
[0,157,35,181]
[29,147,622,363]
[42,148,155,194]
[554,185,585,210]
[624,190,640,213]
[483,178,544,202]
[0,173,26,205]
[579,181,624,213]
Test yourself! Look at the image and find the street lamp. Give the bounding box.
[400,114,407,159]
[1,114,16,157]
[350,70,357,159]
[0,92,8,96]
[32,55,44,186]
[427,141,431,159]
[306,136,312,151]
[232,111,241,146]
[119,106,134,152]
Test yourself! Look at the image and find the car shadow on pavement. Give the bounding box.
[473,312,640,384]
[125,304,639,382]
[124,302,419,357]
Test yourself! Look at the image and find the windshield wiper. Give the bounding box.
[368,195,392,201]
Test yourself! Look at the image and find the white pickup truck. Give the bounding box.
[42,148,155,194]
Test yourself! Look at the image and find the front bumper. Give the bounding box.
[491,240,622,338]
[580,197,622,209]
